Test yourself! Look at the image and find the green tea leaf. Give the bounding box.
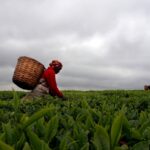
[139,120,150,134]
[93,125,110,150]
[45,115,59,143]
[26,128,51,150]
[111,112,123,149]
[35,118,46,138]
[22,107,54,130]
[22,142,31,150]
[132,140,150,150]
[80,142,89,150]
[0,140,14,150]
[2,122,18,145]
[139,111,147,124]
[15,134,26,150]
[130,128,142,140]
[59,132,70,150]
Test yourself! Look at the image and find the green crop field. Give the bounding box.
[0,90,150,150]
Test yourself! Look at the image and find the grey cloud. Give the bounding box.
[0,0,149,40]
[0,0,150,90]
[0,67,14,82]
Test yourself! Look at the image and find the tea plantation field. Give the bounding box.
[0,90,150,150]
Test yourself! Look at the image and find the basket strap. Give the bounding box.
[39,78,48,88]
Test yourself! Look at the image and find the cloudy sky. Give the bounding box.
[0,0,150,91]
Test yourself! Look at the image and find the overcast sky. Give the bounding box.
[0,0,150,91]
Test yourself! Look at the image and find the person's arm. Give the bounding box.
[46,71,63,98]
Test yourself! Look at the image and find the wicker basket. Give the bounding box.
[12,56,45,90]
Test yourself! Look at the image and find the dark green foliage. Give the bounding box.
[0,90,150,150]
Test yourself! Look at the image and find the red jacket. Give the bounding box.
[42,67,63,98]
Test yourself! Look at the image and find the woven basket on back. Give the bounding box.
[12,56,45,90]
